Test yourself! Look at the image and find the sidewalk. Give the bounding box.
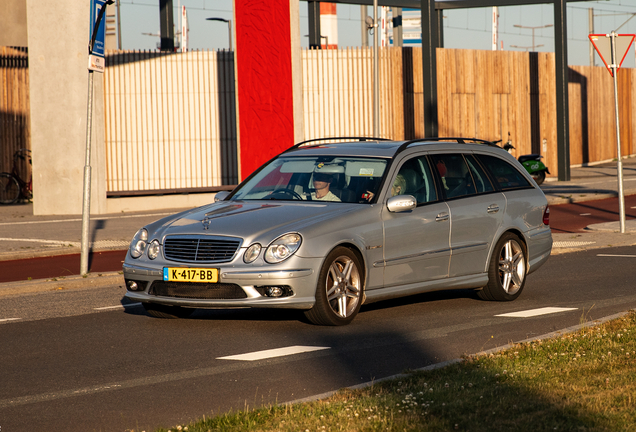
[541,156,636,252]
[0,157,635,290]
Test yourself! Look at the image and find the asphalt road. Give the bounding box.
[1,245,635,432]
[1,194,634,284]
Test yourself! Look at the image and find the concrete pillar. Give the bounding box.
[233,0,303,180]
[0,0,28,47]
[26,0,107,215]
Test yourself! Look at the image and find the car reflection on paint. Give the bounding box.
[123,137,552,325]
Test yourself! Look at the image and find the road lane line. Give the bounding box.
[0,318,21,323]
[94,304,141,311]
[495,307,577,318]
[579,213,592,216]
[217,345,330,361]
[597,254,636,258]
[0,347,334,409]
[2,304,633,409]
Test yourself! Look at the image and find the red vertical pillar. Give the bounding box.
[233,0,296,180]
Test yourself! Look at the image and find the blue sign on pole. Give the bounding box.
[88,0,108,72]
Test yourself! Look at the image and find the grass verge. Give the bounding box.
[150,311,636,432]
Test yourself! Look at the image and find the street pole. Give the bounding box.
[206,18,232,51]
[373,0,379,138]
[610,31,626,233]
[82,0,112,276]
[80,71,94,275]
[589,8,594,66]
[228,20,233,51]
[361,6,368,47]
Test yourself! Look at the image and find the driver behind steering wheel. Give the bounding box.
[309,172,341,202]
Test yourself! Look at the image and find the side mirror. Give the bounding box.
[214,190,231,202]
[387,195,417,213]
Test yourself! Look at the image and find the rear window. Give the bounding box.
[476,154,532,190]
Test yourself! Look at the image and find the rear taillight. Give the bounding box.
[543,206,550,226]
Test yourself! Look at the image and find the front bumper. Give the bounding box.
[122,257,320,310]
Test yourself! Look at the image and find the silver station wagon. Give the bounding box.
[123,138,553,325]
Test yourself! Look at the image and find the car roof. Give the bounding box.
[282,137,506,159]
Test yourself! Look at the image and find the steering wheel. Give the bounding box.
[265,189,303,200]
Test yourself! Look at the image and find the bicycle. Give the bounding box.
[0,149,32,205]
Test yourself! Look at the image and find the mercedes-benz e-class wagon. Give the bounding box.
[123,137,552,325]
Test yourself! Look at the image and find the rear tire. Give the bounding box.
[304,247,364,326]
[143,302,195,319]
[0,173,20,205]
[479,233,527,301]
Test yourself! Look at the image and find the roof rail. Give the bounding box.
[395,136,500,155]
[286,136,392,152]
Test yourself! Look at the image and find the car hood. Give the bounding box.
[151,200,359,243]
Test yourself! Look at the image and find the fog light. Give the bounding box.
[127,280,139,291]
[265,286,284,297]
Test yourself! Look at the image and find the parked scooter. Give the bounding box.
[492,136,550,185]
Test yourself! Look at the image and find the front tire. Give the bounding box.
[478,233,527,301]
[304,247,364,326]
[143,302,195,319]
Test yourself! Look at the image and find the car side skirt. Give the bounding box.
[363,274,489,305]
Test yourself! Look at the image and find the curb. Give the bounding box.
[0,272,125,297]
[0,246,128,262]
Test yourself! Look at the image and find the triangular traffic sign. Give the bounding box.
[589,34,635,77]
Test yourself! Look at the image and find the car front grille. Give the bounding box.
[150,281,247,299]
[163,235,241,263]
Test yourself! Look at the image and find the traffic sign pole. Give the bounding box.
[81,0,113,276]
[610,32,626,234]
[590,32,635,234]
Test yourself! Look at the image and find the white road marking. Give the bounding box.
[217,345,330,361]
[553,241,595,248]
[94,304,141,311]
[597,254,636,258]
[496,307,577,318]
[0,318,21,323]
[579,213,592,216]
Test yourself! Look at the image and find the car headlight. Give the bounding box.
[243,243,262,263]
[129,228,148,259]
[264,233,302,264]
[147,239,161,260]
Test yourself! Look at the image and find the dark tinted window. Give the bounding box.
[477,154,531,190]
[431,154,476,199]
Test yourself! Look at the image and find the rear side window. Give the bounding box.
[476,154,532,190]
[430,154,476,199]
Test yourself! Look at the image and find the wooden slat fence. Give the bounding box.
[103,49,237,195]
[3,45,636,195]
[432,48,635,177]
[302,47,403,141]
[0,46,30,177]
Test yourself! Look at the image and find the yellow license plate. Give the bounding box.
[163,267,218,283]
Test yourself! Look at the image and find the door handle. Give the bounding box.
[436,212,449,222]
[487,204,500,213]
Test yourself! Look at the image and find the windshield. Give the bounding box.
[230,156,388,203]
